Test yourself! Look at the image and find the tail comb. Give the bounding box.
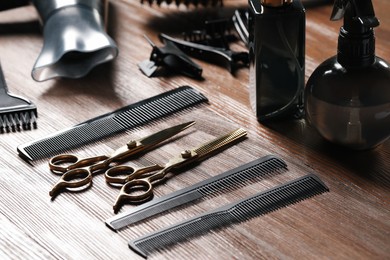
[106,155,287,230]
[128,174,329,258]
[141,0,223,7]
[0,63,37,133]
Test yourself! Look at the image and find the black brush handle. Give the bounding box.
[0,62,9,94]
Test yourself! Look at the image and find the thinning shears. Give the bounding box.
[48,121,195,197]
[105,128,247,213]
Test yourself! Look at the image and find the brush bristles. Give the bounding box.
[141,0,223,7]
[0,110,37,133]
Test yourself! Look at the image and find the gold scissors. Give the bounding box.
[48,121,195,197]
[105,128,247,213]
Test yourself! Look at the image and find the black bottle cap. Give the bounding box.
[331,0,380,68]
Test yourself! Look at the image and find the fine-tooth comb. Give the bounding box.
[106,155,287,231]
[0,62,37,133]
[17,86,208,162]
[141,0,223,7]
[128,174,329,258]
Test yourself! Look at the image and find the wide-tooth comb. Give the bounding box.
[17,86,208,162]
[128,174,329,258]
[106,155,287,230]
[141,0,223,7]
[0,63,37,133]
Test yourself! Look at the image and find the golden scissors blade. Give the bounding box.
[192,128,247,159]
[112,128,247,211]
[109,121,196,161]
[151,128,247,173]
[48,121,195,197]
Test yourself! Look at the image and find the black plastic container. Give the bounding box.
[248,0,305,122]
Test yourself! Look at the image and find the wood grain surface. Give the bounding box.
[0,0,389,259]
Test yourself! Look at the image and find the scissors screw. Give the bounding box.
[181,150,192,158]
[127,140,137,149]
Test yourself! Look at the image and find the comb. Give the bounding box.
[128,174,329,258]
[106,155,287,230]
[141,0,223,7]
[17,86,208,162]
[0,63,37,133]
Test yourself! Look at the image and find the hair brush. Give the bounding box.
[0,63,37,133]
[141,0,223,7]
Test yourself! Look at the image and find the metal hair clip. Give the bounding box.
[232,9,249,47]
[138,35,203,79]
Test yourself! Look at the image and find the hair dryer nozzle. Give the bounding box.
[31,0,118,82]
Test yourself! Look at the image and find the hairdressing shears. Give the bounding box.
[48,121,195,197]
[105,128,247,213]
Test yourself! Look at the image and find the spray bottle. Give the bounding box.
[304,0,390,150]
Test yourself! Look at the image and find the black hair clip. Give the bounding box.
[159,33,249,74]
[141,0,223,7]
[138,35,203,79]
[181,18,238,49]
[157,16,249,74]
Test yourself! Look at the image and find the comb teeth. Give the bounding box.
[141,0,223,7]
[197,156,287,196]
[128,174,329,258]
[17,86,208,161]
[0,110,37,133]
[105,155,287,230]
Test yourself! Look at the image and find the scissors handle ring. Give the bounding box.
[105,165,136,184]
[49,154,79,174]
[113,179,154,212]
[49,154,109,174]
[49,168,93,197]
[105,164,164,185]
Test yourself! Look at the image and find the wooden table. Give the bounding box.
[0,0,389,259]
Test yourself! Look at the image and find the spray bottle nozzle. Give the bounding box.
[331,0,380,68]
[331,0,379,30]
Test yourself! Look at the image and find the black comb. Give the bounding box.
[128,174,329,258]
[17,86,208,162]
[106,155,287,230]
[0,62,37,133]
